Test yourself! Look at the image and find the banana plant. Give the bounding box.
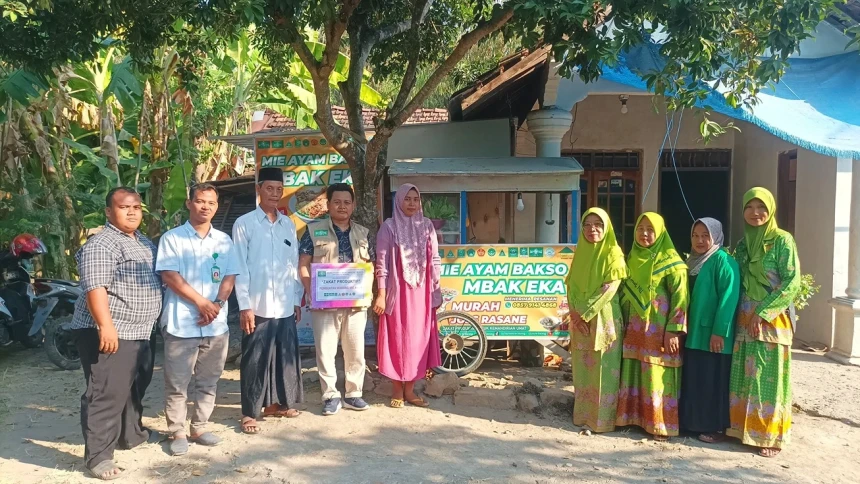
[65,45,142,185]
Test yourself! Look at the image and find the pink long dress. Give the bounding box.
[375,220,442,382]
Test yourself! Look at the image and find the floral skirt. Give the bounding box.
[615,359,681,436]
[726,339,792,449]
[571,337,622,432]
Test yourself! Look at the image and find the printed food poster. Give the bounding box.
[255,134,353,232]
[438,244,575,340]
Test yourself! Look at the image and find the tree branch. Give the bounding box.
[389,0,431,115]
[339,21,372,141]
[366,5,515,171]
[320,0,361,77]
[375,0,434,43]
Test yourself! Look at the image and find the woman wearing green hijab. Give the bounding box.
[727,187,801,458]
[616,212,689,441]
[565,208,628,433]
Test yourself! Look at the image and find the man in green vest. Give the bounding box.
[299,183,374,415]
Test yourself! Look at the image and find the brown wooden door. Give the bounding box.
[777,150,797,234]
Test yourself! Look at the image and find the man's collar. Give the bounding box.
[105,222,139,239]
[184,221,212,239]
[255,205,284,224]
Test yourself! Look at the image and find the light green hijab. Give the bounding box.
[742,187,779,301]
[622,212,687,317]
[566,207,628,303]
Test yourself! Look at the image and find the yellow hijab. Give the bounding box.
[566,208,628,303]
[622,212,687,317]
[742,187,779,301]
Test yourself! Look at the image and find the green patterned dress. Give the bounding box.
[727,229,800,449]
[569,280,623,432]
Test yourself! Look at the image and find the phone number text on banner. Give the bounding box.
[438,244,575,340]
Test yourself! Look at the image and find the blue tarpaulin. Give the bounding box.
[600,44,860,159]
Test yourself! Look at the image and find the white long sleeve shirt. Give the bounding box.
[232,206,304,319]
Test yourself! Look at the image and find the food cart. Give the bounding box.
[388,157,584,375]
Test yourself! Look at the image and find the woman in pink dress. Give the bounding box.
[372,184,442,408]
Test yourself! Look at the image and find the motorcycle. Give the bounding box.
[0,234,48,348]
[34,279,82,370]
[0,234,83,370]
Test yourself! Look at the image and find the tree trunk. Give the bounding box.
[99,102,121,186]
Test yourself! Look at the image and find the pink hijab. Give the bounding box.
[389,183,431,288]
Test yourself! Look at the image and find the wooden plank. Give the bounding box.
[461,45,552,113]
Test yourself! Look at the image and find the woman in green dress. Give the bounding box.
[727,187,801,458]
[679,217,740,443]
[565,208,627,433]
[616,212,688,441]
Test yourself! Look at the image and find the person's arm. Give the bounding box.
[428,222,442,307]
[297,229,313,306]
[756,234,801,322]
[711,253,741,340]
[78,242,120,353]
[664,270,689,334]
[231,218,252,311]
[579,280,622,323]
[372,224,390,315]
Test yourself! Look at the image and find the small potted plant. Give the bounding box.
[423,196,458,231]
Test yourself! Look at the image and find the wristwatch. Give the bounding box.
[214,299,226,308]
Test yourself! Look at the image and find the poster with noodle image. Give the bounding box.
[255,134,353,233]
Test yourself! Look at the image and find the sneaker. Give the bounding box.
[343,397,369,411]
[322,398,342,416]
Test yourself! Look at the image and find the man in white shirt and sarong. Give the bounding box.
[156,183,238,455]
[232,167,305,434]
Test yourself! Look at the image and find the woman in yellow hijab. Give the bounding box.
[565,208,627,433]
[615,212,689,441]
[727,187,801,458]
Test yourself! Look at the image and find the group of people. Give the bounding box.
[70,169,442,480]
[565,187,800,459]
[68,166,795,479]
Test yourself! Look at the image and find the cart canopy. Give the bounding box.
[389,157,583,192]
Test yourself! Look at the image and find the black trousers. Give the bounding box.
[75,328,155,469]
[240,315,304,418]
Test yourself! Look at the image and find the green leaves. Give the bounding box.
[0,69,48,105]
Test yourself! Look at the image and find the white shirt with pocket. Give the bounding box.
[232,206,304,319]
[156,222,238,338]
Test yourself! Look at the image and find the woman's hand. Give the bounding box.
[568,312,589,335]
[748,314,763,338]
[663,331,680,355]
[709,335,724,353]
[372,295,386,316]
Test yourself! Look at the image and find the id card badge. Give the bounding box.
[211,253,222,283]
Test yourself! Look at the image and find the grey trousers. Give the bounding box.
[311,309,367,401]
[162,329,229,436]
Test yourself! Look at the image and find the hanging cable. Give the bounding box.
[667,109,696,221]
[641,110,674,205]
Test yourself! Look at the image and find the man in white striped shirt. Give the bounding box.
[232,167,305,434]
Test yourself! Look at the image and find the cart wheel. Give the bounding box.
[435,311,487,376]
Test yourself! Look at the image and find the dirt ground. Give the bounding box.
[1,343,859,484]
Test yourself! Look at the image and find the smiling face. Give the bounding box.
[691,222,713,255]
[401,188,421,217]
[187,188,218,225]
[635,216,657,248]
[582,213,606,244]
[744,198,769,227]
[328,189,354,224]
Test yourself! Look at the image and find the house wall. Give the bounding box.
[509,96,848,346]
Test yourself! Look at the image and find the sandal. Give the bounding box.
[241,417,261,434]
[698,433,725,444]
[389,399,404,408]
[758,447,781,458]
[406,397,430,408]
[263,406,301,418]
[653,434,670,442]
[88,460,124,481]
